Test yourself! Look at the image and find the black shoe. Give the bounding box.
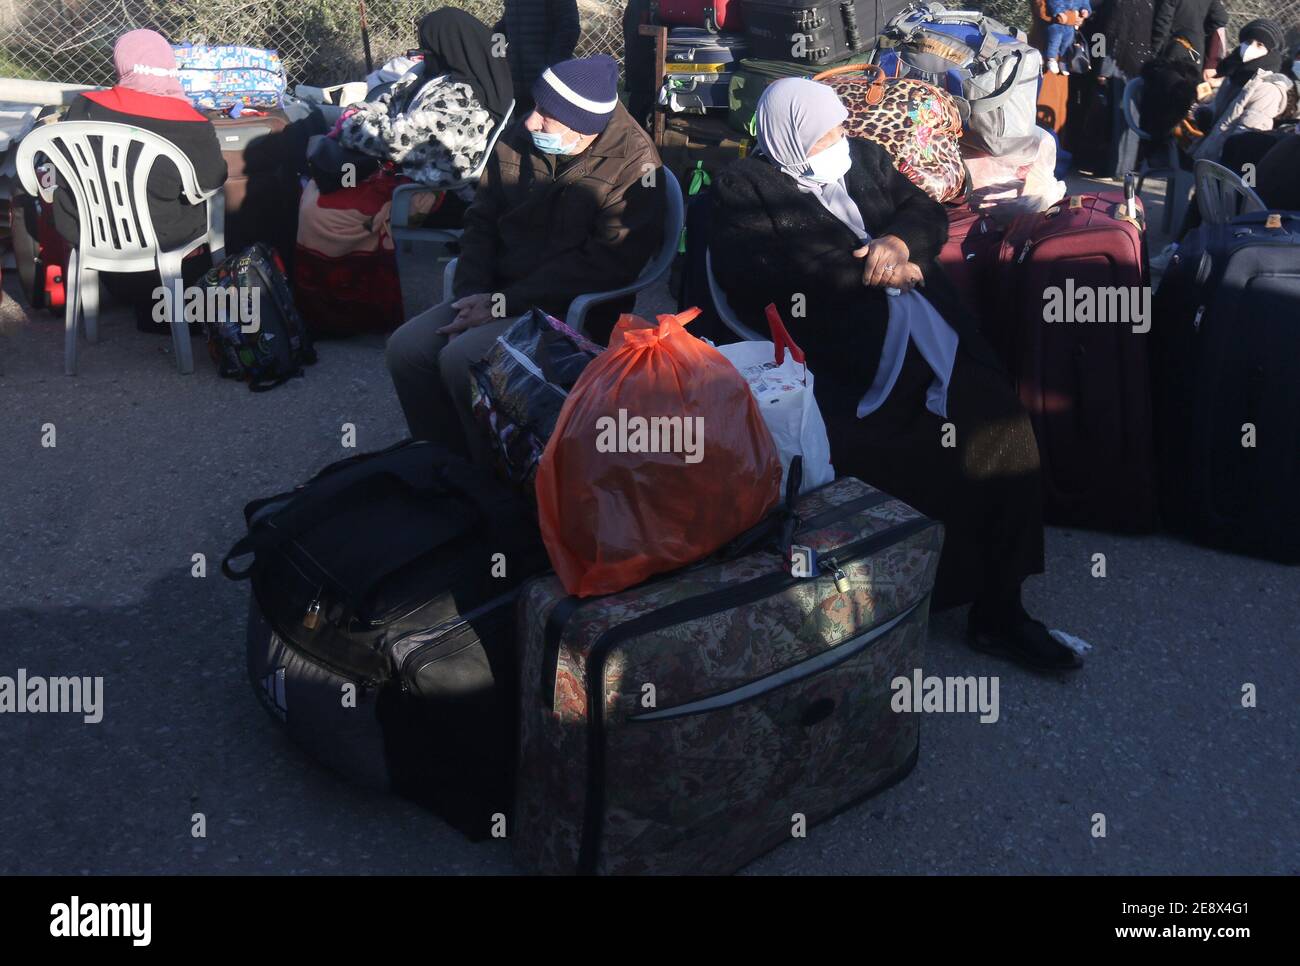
[967,607,1083,671]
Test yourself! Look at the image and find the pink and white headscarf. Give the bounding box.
[113,29,186,100]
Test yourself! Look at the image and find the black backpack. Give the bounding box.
[223,439,550,837]
[200,243,316,391]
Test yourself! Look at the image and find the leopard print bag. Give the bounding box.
[813,63,967,205]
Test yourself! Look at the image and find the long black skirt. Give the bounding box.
[817,341,1045,611]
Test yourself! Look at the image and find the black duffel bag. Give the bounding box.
[223,439,551,839]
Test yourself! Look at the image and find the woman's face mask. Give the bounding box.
[805,136,851,184]
[1239,41,1268,63]
[1291,60,1300,80]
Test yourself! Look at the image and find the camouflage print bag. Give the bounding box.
[514,476,943,875]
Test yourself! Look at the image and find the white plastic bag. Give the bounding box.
[962,127,1066,218]
[714,341,834,495]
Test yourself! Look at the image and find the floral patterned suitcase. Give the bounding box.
[514,476,943,875]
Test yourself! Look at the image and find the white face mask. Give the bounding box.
[805,137,851,184]
[1240,41,1267,63]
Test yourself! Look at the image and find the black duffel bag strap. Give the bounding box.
[221,441,485,581]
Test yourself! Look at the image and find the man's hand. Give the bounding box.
[1202,69,1218,82]
[438,293,497,339]
[853,235,911,289]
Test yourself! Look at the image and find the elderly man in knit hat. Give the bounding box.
[386,54,666,465]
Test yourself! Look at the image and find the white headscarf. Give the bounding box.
[755,78,868,241]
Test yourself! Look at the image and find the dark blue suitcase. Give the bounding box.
[1151,211,1300,561]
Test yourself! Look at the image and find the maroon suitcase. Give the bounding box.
[937,206,999,329]
[987,192,1157,532]
[657,0,745,32]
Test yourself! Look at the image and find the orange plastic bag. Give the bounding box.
[535,308,783,597]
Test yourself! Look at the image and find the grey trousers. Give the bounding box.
[385,300,518,466]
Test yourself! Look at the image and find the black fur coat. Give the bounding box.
[709,137,995,396]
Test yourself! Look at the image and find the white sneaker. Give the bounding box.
[1047,59,1061,75]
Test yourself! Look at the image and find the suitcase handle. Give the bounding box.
[813,62,888,105]
[813,62,963,132]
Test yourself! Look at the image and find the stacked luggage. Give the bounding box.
[661,27,750,114]
[227,309,946,874]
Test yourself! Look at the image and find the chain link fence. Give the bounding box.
[0,0,625,88]
[1,1,1296,90]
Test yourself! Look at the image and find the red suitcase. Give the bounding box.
[657,0,744,32]
[986,191,1157,532]
[11,188,69,313]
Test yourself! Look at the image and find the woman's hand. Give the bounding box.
[887,262,925,293]
[853,235,911,289]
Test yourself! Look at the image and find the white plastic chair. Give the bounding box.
[439,165,686,335]
[1119,77,1194,235]
[705,249,765,342]
[16,121,225,375]
[1193,158,1267,225]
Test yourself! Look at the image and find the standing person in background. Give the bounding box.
[1066,0,1155,178]
[1087,0,1156,81]
[1151,0,1228,80]
[1042,0,1091,75]
[496,0,582,111]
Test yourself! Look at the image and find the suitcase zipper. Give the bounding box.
[394,590,520,690]
[625,595,924,723]
[567,515,938,873]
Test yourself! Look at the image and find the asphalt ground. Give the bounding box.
[0,173,1296,875]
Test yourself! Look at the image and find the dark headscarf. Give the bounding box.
[1216,18,1285,93]
[416,8,513,121]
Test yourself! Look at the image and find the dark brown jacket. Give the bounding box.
[454,103,666,339]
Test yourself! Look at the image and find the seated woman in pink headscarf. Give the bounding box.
[54,29,226,254]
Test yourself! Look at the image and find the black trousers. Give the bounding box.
[818,343,1046,611]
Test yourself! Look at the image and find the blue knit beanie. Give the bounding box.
[531,55,620,135]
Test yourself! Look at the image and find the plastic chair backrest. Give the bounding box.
[441,165,685,333]
[705,249,765,342]
[641,165,685,284]
[1120,78,1153,142]
[561,165,686,334]
[1194,158,1268,225]
[16,120,211,271]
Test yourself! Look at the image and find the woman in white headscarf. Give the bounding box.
[710,78,1078,671]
